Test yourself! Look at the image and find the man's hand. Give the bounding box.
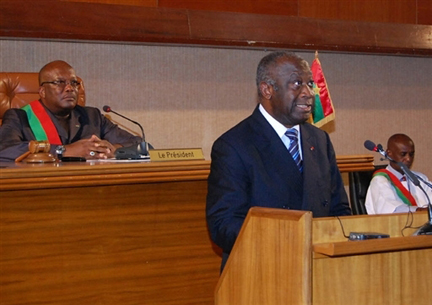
[64,135,117,159]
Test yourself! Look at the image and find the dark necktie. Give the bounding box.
[285,128,303,172]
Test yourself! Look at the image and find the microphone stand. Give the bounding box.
[407,167,432,235]
[103,106,151,159]
[415,174,432,189]
[378,147,432,235]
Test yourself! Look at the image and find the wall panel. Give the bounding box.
[158,0,298,16]
[299,0,417,24]
[58,0,432,26]
[418,0,432,25]
[1,1,431,55]
[60,0,157,6]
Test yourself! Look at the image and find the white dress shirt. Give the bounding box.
[258,104,302,159]
[365,165,432,214]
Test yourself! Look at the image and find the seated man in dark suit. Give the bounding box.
[0,60,141,161]
[206,51,351,271]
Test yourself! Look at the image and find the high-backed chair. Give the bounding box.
[348,164,387,215]
[0,72,85,125]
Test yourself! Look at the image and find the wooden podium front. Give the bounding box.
[215,208,432,305]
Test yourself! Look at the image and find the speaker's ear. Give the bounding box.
[259,81,273,100]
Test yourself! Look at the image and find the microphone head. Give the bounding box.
[103,105,111,112]
[364,140,377,152]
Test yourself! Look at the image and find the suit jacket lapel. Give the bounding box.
[69,109,82,142]
[300,125,319,171]
[249,107,304,198]
[300,124,326,210]
[47,108,83,144]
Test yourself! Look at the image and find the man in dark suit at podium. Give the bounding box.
[206,51,351,270]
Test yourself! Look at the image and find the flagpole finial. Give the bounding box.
[315,50,319,59]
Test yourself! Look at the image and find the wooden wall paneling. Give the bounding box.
[60,0,157,6]
[0,1,190,42]
[418,0,432,25]
[158,0,298,16]
[60,0,432,26]
[299,0,417,24]
[187,10,432,55]
[1,1,431,55]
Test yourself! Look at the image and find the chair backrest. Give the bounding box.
[0,72,85,124]
[348,165,387,215]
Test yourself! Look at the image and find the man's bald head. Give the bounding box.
[386,133,415,173]
[38,60,74,85]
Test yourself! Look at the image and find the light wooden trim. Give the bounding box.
[335,154,374,172]
[0,160,211,190]
[0,154,374,191]
[314,235,432,257]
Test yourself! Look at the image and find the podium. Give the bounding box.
[215,208,432,305]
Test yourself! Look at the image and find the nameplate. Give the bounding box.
[149,148,204,161]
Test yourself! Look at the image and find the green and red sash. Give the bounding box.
[22,100,62,145]
[373,169,417,206]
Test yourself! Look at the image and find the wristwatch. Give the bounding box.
[55,145,66,160]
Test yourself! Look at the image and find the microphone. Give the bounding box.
[364,139,432,235]
[364,140,391,161]
[103,105,151,159]
[364,140,378,152]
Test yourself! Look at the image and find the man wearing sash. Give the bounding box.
[0,60,141,161]
[365,134,431,214]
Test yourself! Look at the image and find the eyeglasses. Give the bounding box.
[40,80,81,89]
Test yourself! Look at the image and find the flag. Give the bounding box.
[310,51,335,128]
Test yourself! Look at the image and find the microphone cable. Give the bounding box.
[335,216,350,239]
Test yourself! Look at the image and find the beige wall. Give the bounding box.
[1,39,431,177]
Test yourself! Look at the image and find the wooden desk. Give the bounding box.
[0,155,373,305]
[1,160,219,305]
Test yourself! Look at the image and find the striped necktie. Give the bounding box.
[285,128,303,172]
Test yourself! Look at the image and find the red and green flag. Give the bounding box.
[310,51,335,128]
